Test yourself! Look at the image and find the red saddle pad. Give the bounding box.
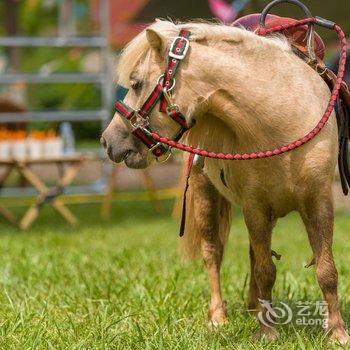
[232,14,325,61]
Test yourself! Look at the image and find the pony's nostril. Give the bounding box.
[100,136,107,149]
[107,146,113,159]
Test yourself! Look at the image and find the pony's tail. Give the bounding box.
[176,161,232,260]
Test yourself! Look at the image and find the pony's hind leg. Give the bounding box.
[300,194,349,345]
[243,204,278,341]
[189,170,231,326]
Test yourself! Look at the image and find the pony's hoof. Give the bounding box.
[253,327,279,342]
[328,328,350,345]
[208,306,228,328]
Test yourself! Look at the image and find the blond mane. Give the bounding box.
[116,20,291,86]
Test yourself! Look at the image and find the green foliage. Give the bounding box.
[28,84,100,110]
[15,0,93,36]
[19,0,57,36]
[1,1,107,141]
[27,81,102,138]
[0,200,349,348]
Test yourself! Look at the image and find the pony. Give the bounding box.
[101,19,349,343]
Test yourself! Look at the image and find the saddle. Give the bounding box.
[233,14,325,60]
[233,14,350,195]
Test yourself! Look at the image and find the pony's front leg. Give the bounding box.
[243,205,278,341]
[202,236,226,327]
[189,170,230,327]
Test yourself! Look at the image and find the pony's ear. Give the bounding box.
[146,29,167,54]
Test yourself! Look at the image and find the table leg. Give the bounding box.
[50,162,81,225]
[0,206,17,225]
[101,165,118,220]
[141,169,163,213]
[51,200,78,226]
[0,164,14,190]
[17,163,80,230]
[0,164,17,225]
[17,165,51,230]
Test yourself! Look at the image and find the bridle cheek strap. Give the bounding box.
[160,29,191,112]
[114,29,192,160]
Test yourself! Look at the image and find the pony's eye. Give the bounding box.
[131,80,143,90]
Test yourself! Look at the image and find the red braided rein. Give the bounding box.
[151,18,348,160]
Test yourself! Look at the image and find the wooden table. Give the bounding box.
[0,154,97,230]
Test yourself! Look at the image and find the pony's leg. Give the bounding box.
[243,205,278,340]
[247,244,259,311]
[191,171,229,326]
[300,196,349,344]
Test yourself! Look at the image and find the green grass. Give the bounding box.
[0,200,350,349]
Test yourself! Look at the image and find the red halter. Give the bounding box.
[115,29,192,161]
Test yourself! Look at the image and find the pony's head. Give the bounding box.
[101,20,279,168]
[102,21,196,168]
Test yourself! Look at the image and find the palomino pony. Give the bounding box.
[101,18,349,343]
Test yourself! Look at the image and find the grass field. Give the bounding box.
[0,200,350,349]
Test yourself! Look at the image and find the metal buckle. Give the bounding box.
[157,75,176,91]
[169,36,189,60]
[162,88,179,115]
[166,105,179,116]
[129,111,148,128]
[157,150,172,163]
[316,64,327,77]
[149,142,161,153]
[148,143,172,162]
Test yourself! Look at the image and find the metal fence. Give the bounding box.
[0,0,113,129]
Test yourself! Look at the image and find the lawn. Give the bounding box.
[0,200,350,349]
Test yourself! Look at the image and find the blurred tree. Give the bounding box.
[5,0,20,71]
[19,0,57,35]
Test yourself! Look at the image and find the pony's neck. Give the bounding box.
[187,37,327,153]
